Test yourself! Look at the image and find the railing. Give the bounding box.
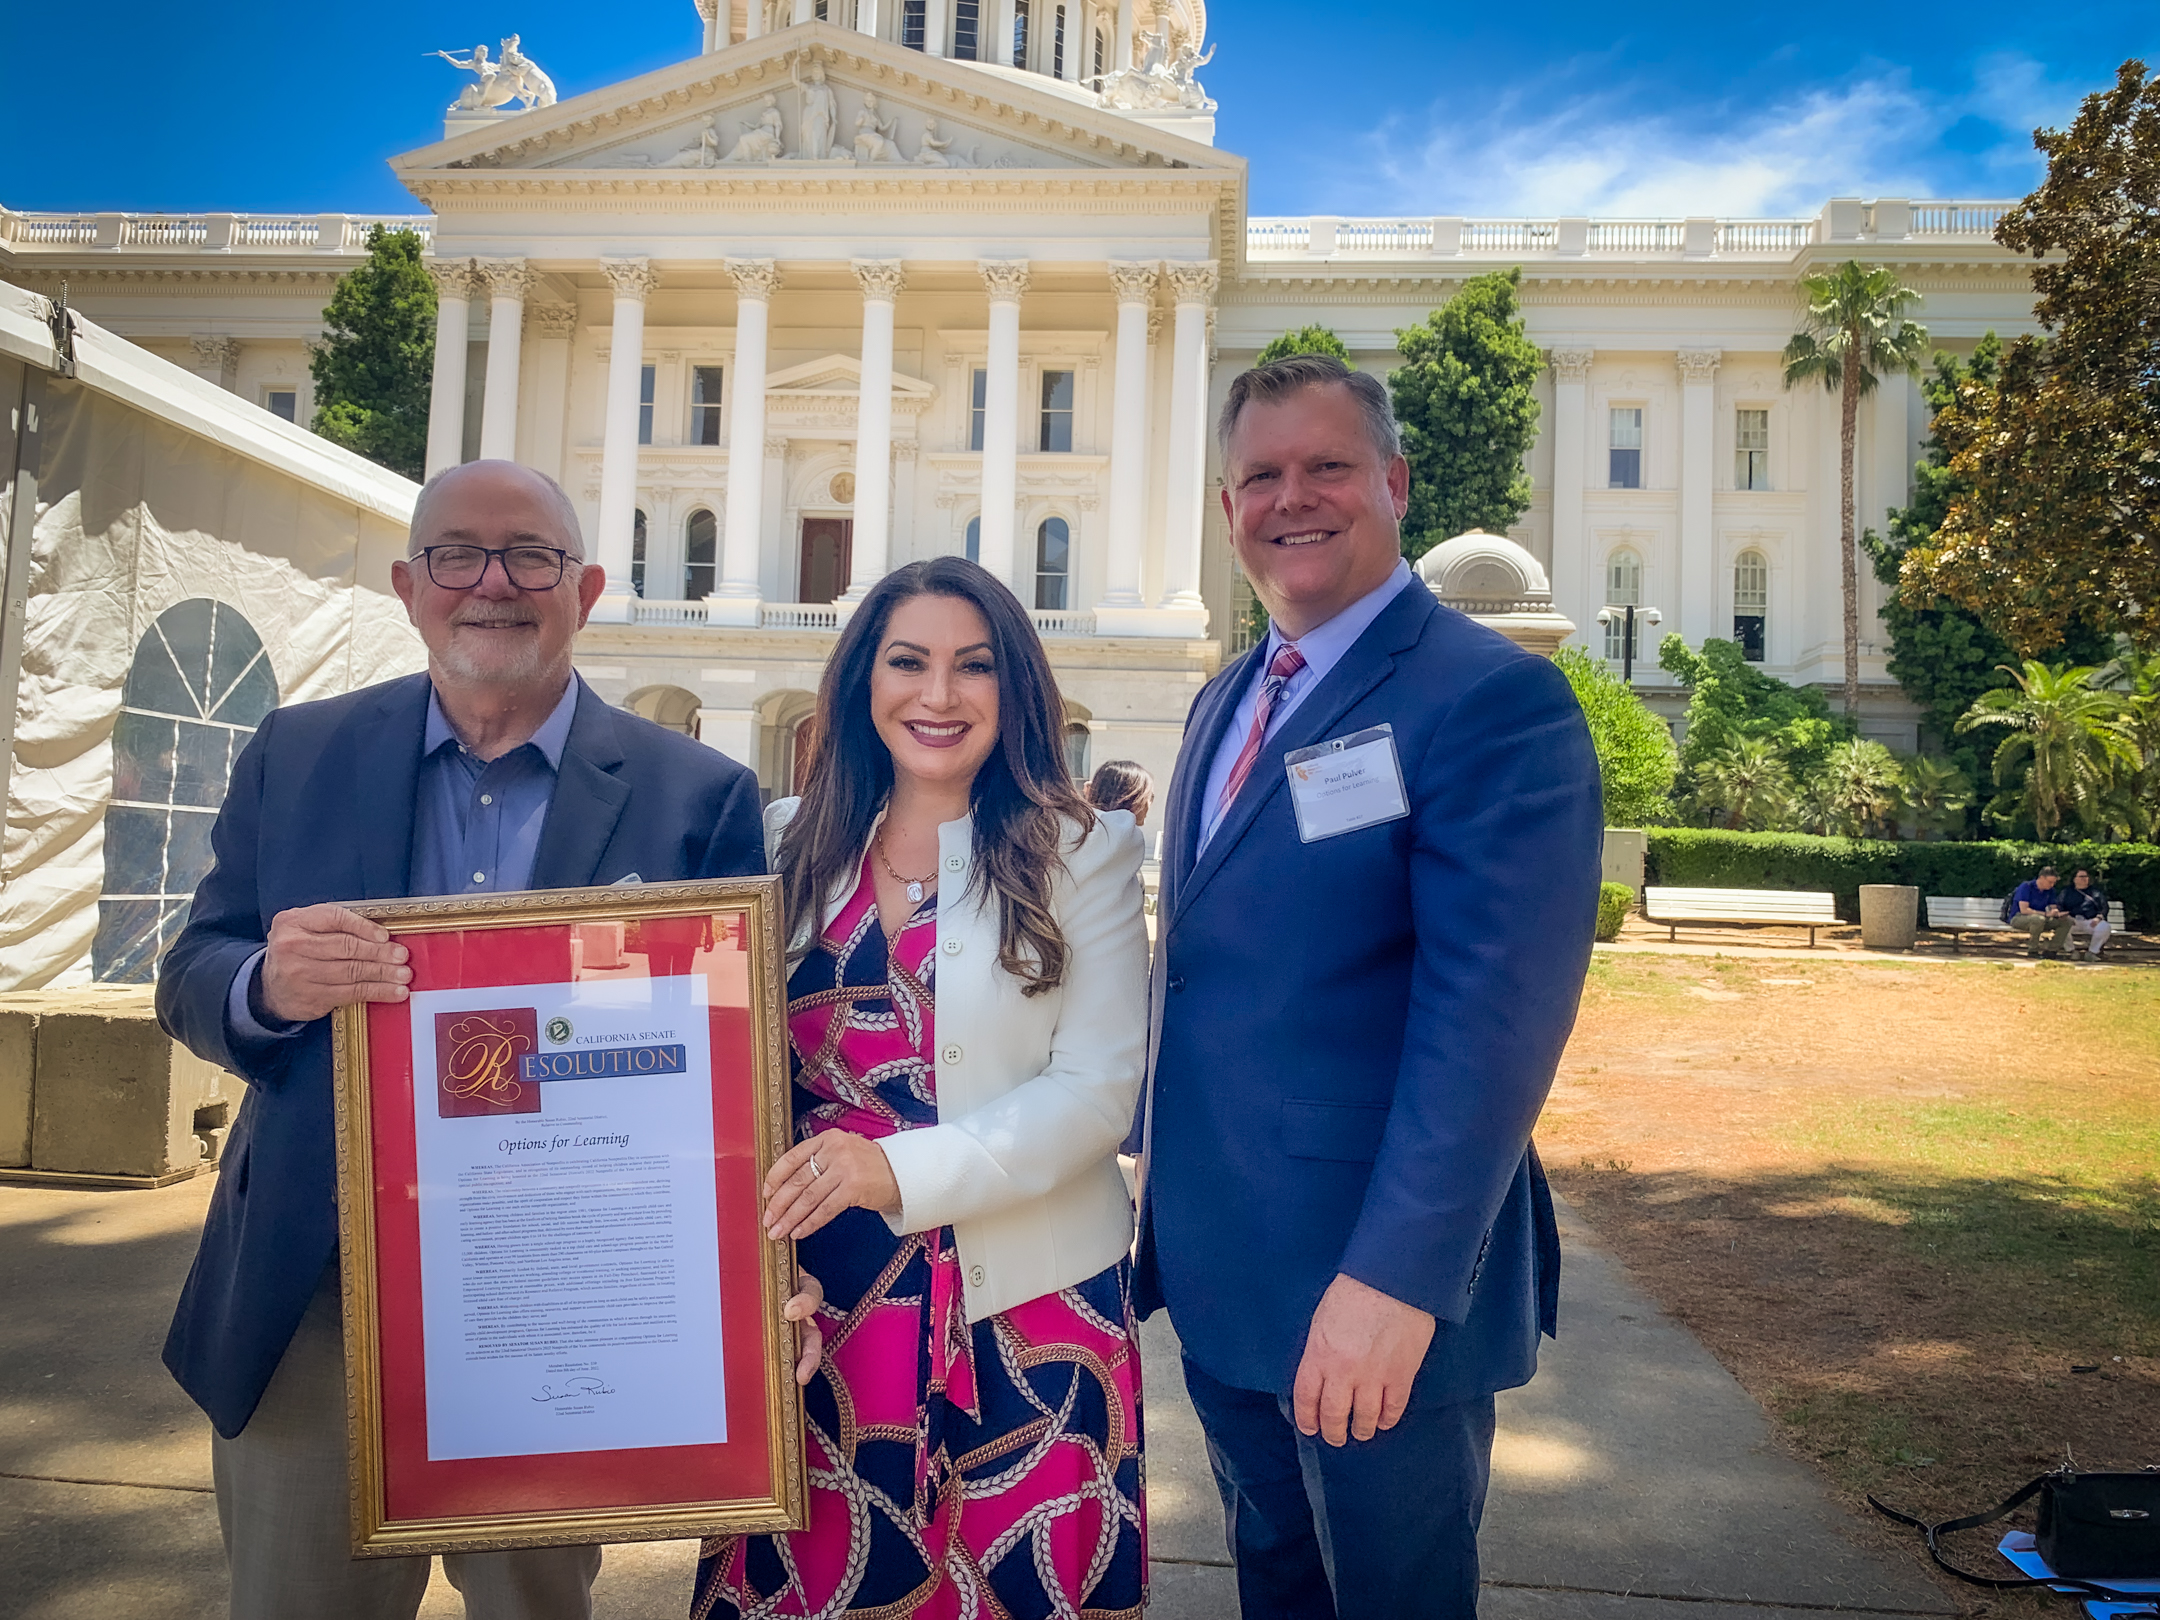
[0,210,436,252]
[1586,220,1682,253]
[1245,202,2008,263]
[629,600,710,626]
[1717,220,1816,253]
[1910,201,2007,238]
[1029,608,1097,636]
[760,603,840,630]
[1439,595,1559,616]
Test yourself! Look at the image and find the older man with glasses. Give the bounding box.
[155,461,795,1620]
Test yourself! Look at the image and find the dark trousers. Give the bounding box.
[1181,1351,1497,1620]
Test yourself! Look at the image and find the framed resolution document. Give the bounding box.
[329,878,805,1556]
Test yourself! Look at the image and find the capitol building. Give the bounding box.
[0,0,2042,984]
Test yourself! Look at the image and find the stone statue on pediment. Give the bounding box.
[1087,30,1215,112]
[852,92,902,163]
[792,55,837,160]
[913,119,956,166]
[435,35,556,114]
[659,114,723,167]
[723,95,786,162]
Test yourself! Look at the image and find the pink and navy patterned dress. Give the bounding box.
[693,855,1146,1619]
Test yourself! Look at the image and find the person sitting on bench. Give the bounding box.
[2007,866,2072,958]
[2060,868,2113,961]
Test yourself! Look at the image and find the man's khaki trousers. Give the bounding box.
[212,1270,602,1620]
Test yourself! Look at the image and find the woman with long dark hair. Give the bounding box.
[692,557,1148,1619]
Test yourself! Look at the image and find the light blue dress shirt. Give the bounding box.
[225,678,583,1041]
[1197,559,1416,851]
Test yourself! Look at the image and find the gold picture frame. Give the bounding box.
[330,877,804,1557]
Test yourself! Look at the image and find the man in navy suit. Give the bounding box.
[158,461,767,1619]
[1134,356,1603,1617]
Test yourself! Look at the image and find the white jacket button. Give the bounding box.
[968,1265,986,1287]
[943,854,965,872]
[942,939,962,956]
[941,1043,963,1065]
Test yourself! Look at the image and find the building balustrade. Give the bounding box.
[1245,200,2009,263]
[0,210,436,252]
[617,600,1093,636]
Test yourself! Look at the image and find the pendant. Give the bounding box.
[906,880,925,903]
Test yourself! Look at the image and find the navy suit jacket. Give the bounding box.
[1133,582,1603,1401]
[157,673,765,1438]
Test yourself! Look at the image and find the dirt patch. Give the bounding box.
[1545,951,2160,1614]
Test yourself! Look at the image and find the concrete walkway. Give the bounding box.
[0,1179,1952,1619]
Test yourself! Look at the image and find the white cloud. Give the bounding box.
[1325,57,2073,219]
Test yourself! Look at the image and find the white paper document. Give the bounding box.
[408,976,728,1461]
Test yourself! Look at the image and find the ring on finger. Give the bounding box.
[809,1155,824,1179]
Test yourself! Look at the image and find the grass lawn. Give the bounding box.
[1542,952,2160,1602]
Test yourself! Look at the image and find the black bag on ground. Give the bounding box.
[1871,1467,2160,1608]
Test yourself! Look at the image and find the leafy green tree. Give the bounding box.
[1955,661,2134,840]
[1798,739,1904,837]
[2094,644,2160,840]
[310,226,436,480]
[1690,734,1794,831]
[1387,269,1542,559]
[1552,645,1678,826]
[1255,325,1351,366]
[1897,754,1974,840]
[1906,61,2160,653]
[1782,260,1930,719]
[1659,634,1847,790]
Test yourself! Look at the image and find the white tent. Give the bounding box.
[1,283,424,991]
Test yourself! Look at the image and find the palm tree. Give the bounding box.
[1899,753,1973,840]
[1956,661,2134,840]
[1806,739,1903,837]
[1782,262,1931,721]
[2096,644,2160,840]
[1692,734,1794,830]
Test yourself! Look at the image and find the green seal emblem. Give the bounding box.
[544,1015,574,1046]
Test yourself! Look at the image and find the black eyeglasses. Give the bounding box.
[417,545,574,591]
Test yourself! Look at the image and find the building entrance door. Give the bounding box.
[798,518,853,604]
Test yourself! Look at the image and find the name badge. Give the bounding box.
[1283,725,1411,843]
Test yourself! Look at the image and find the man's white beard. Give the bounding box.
[438,625,549,686]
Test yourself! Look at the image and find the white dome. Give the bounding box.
[1414,531,1552,605]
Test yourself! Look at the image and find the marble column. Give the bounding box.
[477,260,535,462]
[1114,0,1133,69]
[1677,348,1720,648]
[1547,348,1593,641]
[792,0,814,23]
[424,260,476,478]
[697,0,722,50]
[190,336,241,393]
[977,260,1029,590]
[925,0,950,53]
[744,0,766,38]
[856,0,879,33]
[716,258,779,626]
[594,258,659,622]
[1096,261,1156,632]
[845,260,904,600]
[525,301,577,476]
[1158,260,1215,629]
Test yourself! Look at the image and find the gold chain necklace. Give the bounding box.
[875,829,937,905]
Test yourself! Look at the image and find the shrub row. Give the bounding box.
[1642,829,2160,928]
[1596,882,1633,943]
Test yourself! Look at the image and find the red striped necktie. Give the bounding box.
[1216,643,1308,819]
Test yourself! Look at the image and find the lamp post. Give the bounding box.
[1594,604,1663,685]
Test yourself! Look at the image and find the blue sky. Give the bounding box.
[2,1,2153,218]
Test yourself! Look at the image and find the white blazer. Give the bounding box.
[766,798,1148,1322]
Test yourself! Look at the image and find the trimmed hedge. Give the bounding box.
[1644,830,2160,928]
[1595,882,1634,943]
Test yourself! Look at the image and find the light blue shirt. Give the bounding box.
[224,677,582,1042]
[1197,560,1416,850]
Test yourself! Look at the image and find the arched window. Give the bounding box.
[1604,548,1642,662]
[1093,26,1106,79]
[1734,549,1768,663]
[1064,722,1090,781]
[964,516,981,564]
[631,508,647,598]
[97,600,279,981]
[1052,2,1066,76]
[684,509,717,601]
[1034,516,1070,610]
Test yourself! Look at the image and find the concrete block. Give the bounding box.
[23,990,237,1180]
[0,1008,31,1166]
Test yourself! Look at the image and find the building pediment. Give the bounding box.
[765,353,937,418]
[391,23,1237,185]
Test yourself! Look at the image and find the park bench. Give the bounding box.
[1641,886,1840,948]
[1924,895,2128,950]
